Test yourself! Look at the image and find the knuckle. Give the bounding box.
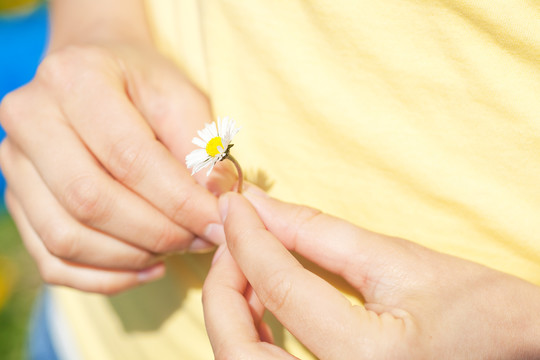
[0,90,24,132]
[201,283,227,309]
[130,251,155,270]
[215,346,251,360]
[258,267,295,314]
[107,139,148,186]
[0,140,9,173]
[40,222,79,260]
[63,174,111,224]
[35,50,76,90]
[151,222,184,253]
[147,81,211,127]
[227,226,266,253]
[141,91,174,128]
[288,206,323,245]
[3,190,16,216]
[200,283,214,307]
[39,261,62,285]
[36,45,113,91]
[169,185,198,224]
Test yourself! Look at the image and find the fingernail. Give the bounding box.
[219,193,231,222]
[211,244,227,265]
[188,238,216,253]
[137,263,165,283]
[244,184,269,198]
[204,223,225,244]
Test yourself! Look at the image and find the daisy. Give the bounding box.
[185,116,243,191]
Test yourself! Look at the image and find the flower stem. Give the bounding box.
[227,155,243,193]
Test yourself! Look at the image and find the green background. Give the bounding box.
[1,2,49,359]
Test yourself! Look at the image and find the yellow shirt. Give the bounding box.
[52,1,540,359]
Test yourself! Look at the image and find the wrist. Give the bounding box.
[48,0,153,52]
[514,302,540,358]
[497,276,540,359]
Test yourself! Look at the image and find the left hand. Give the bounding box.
[0,39,234,294]
[202,189,540,359]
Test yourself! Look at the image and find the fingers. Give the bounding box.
[132,72,239,195]
[0,46,226,252]
[0,98,191,253]
[0,140,158,270]
[55,66,223,242]
[204,160,239,196]
[5,190,164,295]
[243,186,409,298]
[203,245,297,360]
[220,192,370,359]
[203,245,262,348]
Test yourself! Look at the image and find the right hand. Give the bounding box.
[204,191,540,359]
[0,42,232,294]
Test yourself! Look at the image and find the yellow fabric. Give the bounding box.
[52,1,540,359]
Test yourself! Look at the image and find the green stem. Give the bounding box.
[227,155,243,193]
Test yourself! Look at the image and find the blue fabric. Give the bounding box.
[0,3,49,208]
[27,289,59,360]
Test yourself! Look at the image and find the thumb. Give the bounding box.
[132,68,212,163]
[133,66,237,192]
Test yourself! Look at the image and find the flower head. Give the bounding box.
[185,117,240,176]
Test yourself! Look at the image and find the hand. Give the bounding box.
[0,41,233,294]
[203,189,540,359]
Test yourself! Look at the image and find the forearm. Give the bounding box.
[49,0,153,50]
[460,272,540,359]
[508,279,540,359]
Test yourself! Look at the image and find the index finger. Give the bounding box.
[47,51,224,244]
[220,192,368,360]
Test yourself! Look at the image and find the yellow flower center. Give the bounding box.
[206,137,224,157]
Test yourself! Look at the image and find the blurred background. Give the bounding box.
[0,0,49,358]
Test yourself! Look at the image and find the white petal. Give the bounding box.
[186,148,207,160]
[209,122,218,138]
[217,117,224,138]
[221,116,229,132]
[198,122,215,142]
[186,149,209,168]
[223,118,240,144]
[197,130,209,143]
[187,117,240,177]
[192,158,213,175]
[192,137,207,148]
[186,149,207,162]
[206,160,218,176]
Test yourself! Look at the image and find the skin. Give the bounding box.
[2,2,540,357]
[0,0,234,294]
[203,188,540,359]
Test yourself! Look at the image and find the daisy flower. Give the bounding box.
[185,116,243,191]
